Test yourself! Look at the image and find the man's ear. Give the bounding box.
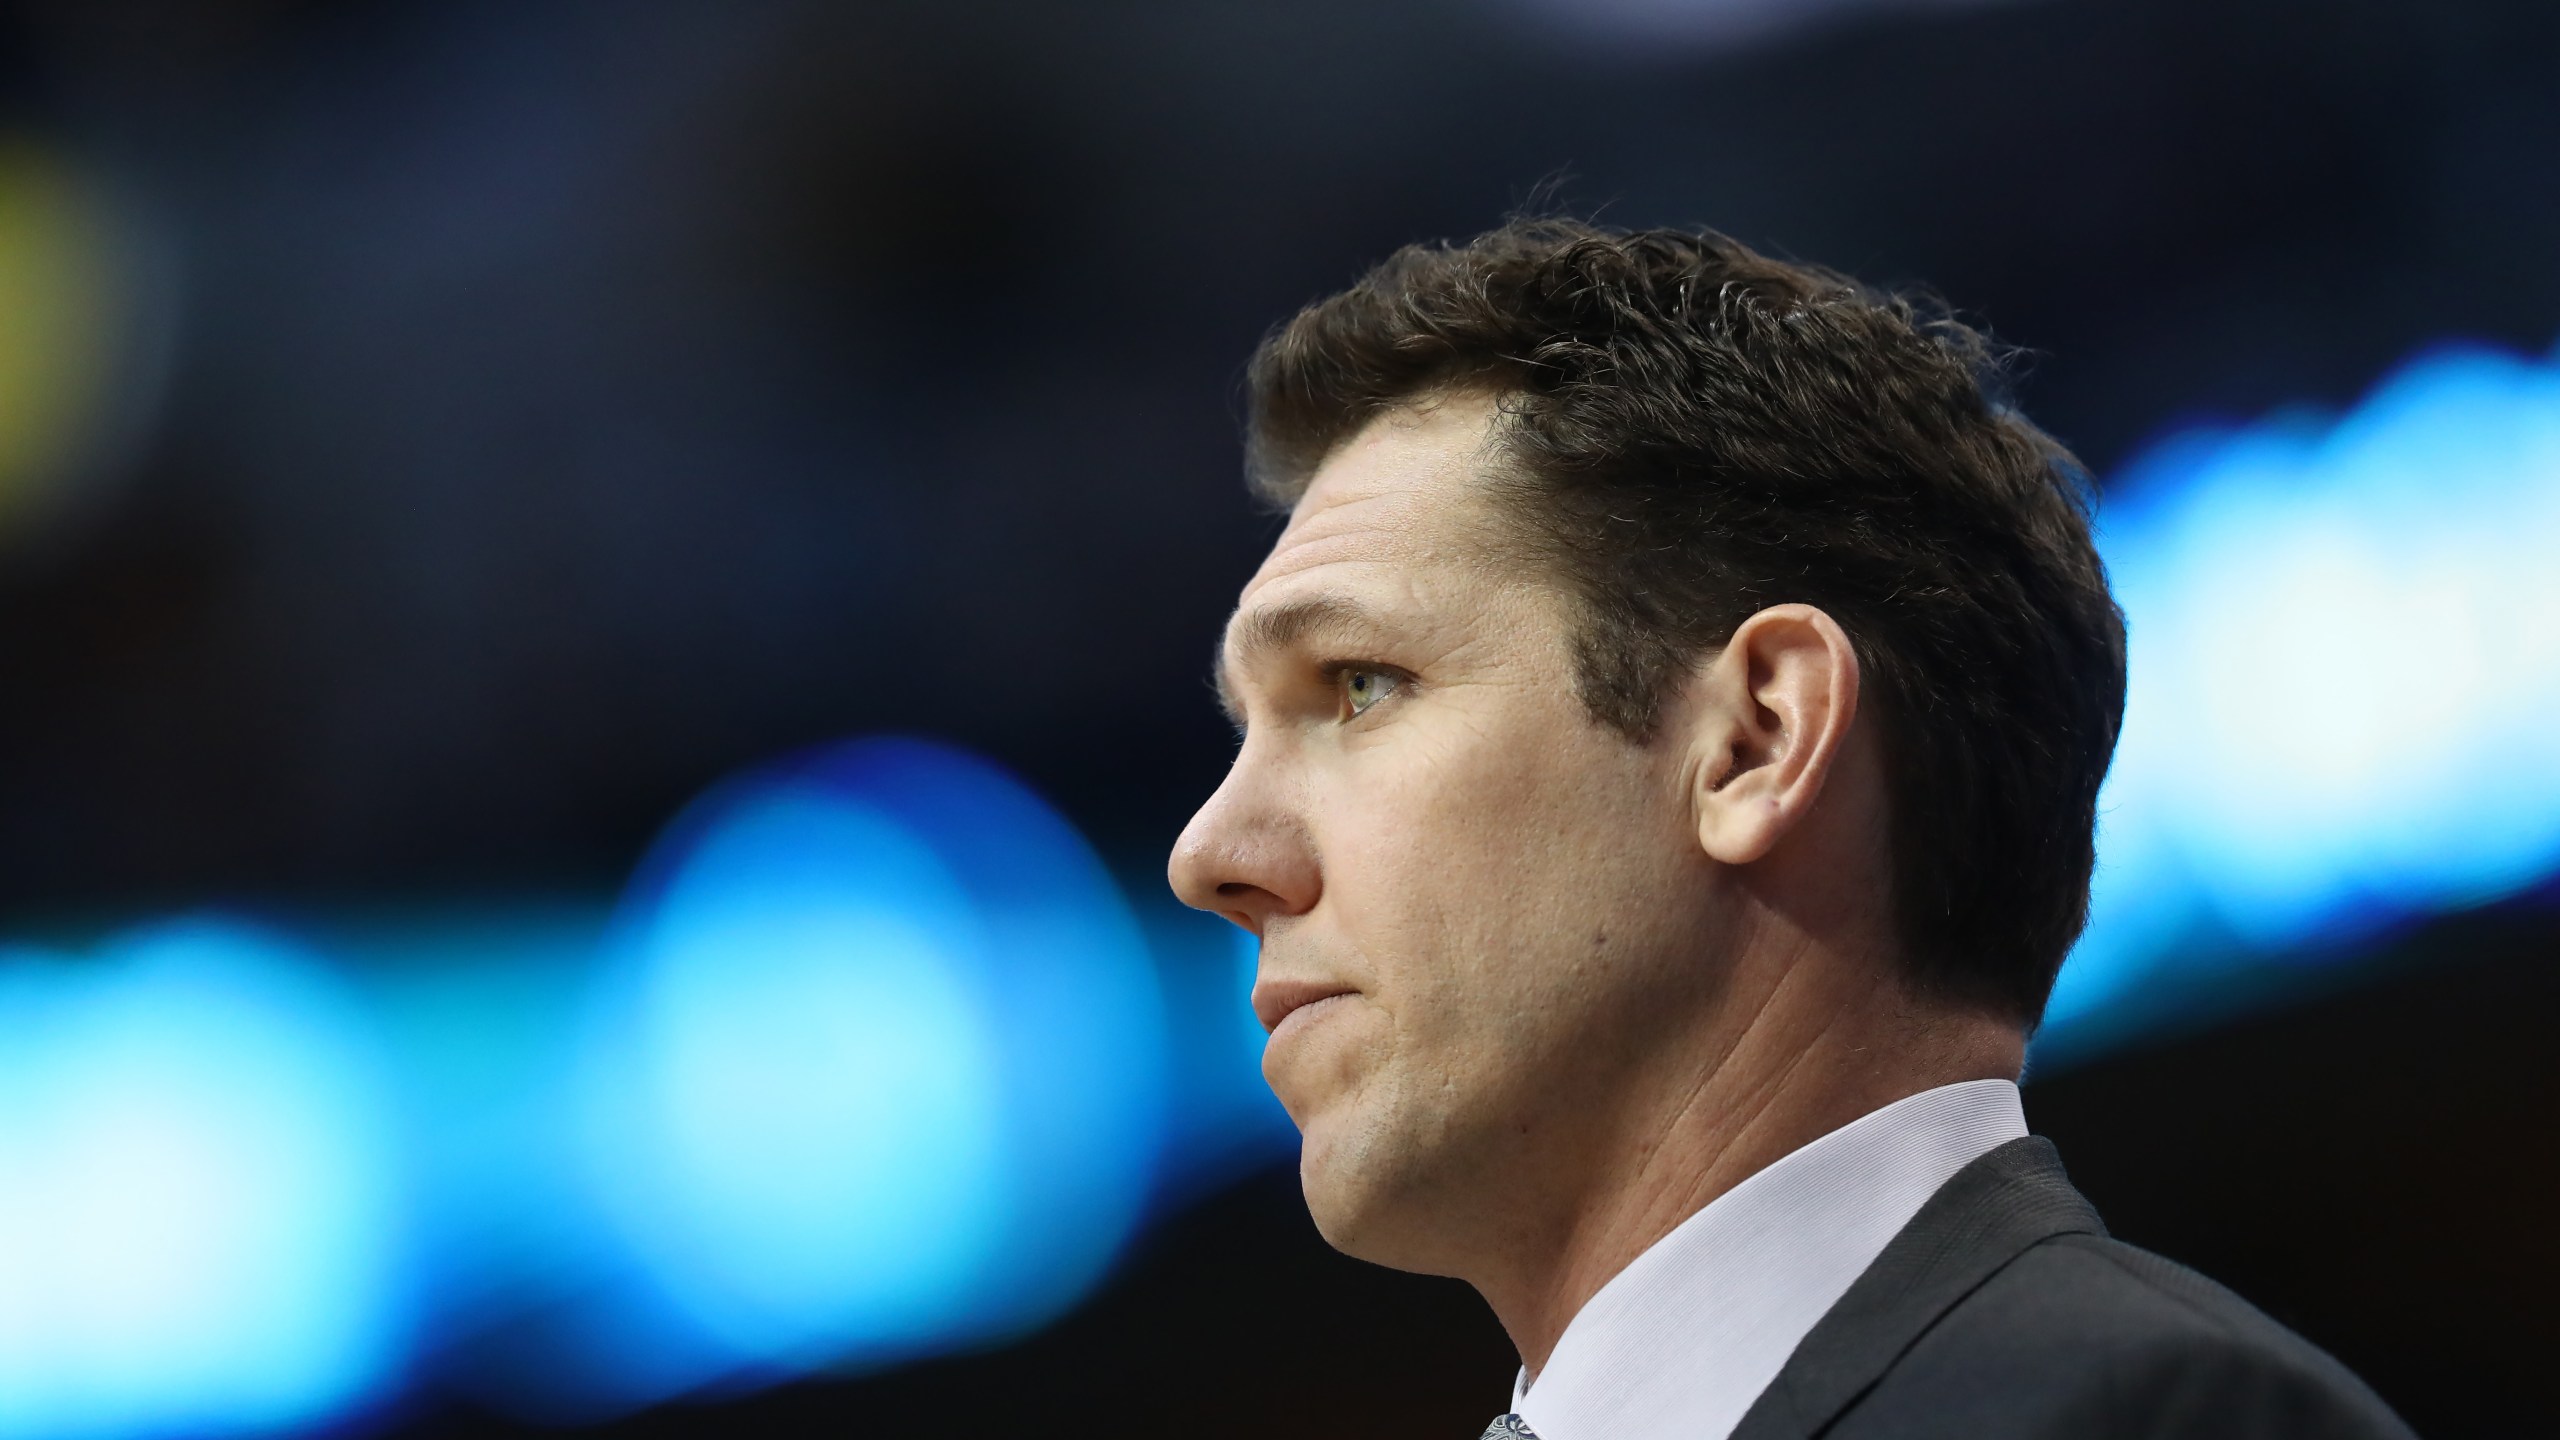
[1687,604,1862,866]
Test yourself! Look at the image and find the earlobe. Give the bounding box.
[1686,604,1860,867]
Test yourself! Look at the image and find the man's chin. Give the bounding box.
[1294,1109,1463,1275]
[1295,1109,1379,1242]
[1299,1166,1398,1266]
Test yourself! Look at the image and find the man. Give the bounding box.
[1167,220,2413,1439]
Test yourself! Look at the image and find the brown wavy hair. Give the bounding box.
[1244,219,2126,1028]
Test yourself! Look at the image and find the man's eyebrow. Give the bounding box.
[1211,593,1385,726]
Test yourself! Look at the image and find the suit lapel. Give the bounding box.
[1728,1136,2106,1440]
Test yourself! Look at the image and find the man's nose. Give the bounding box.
[1166,768,1320,937]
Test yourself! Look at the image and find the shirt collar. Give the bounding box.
[1510,1079,2028,1440]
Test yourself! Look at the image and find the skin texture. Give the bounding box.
[1168,393,2025,1376]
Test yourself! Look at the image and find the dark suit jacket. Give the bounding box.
[1729,1136,2415,1440]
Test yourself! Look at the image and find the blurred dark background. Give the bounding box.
[0,0,2553,1436]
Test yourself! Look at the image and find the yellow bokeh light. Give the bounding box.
[0,138,125,538]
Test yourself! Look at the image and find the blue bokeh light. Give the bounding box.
[555,737,1167,1410]
[595,786,1011,1373]
[792,740,1169,1343]
[2043,339,2560,1058]
[0,920,407,1440]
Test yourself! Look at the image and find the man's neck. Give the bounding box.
[1482,953,2024,1378]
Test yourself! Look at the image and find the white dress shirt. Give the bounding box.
[1509,1078,2029,1440]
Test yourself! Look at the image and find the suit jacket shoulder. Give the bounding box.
[1732,1137,2415,1440]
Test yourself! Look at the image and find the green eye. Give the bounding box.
[1342,668,1398,717]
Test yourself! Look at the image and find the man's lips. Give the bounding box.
[1250,977,1358,1035]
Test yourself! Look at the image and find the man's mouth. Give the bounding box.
[1251,977,1358,1036]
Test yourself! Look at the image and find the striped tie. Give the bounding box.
[1479,1417,1540,1439]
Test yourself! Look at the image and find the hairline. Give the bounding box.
[1248,381,1532,511]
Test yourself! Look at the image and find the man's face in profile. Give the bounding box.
[1171,395,1734,1275]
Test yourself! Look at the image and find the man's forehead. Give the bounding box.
[1246,489,1422,593]
[1243,395,1508,600]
